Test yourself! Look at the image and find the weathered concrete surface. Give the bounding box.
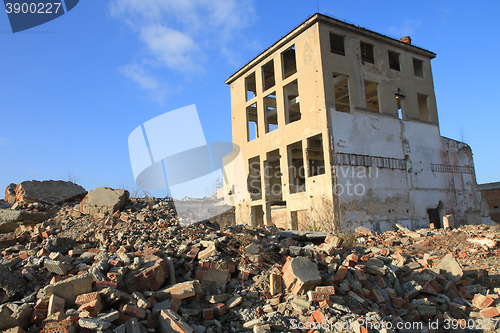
[277,231,328,242]
[43,237,78,253]
[435,253,463,282]
[0,209,52,233]
[4,183,16,203]
[15,180,87,205]
[0,314,19,331]
[79,187,129,216]
[37,274,93,305]
[0,264,28,300]
[282,257,321,295]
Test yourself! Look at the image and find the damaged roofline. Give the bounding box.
[225,13,436,85]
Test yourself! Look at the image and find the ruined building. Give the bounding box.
[224,13,489,232]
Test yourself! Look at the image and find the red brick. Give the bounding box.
[203,308,214,320]
[480,307,500,319]
[391,297,407,309]
[78,299,103,314]
[122,304,146,319]
[210,304,224,317]
[472,294,495,310]
[75,292,101,306]
[333,266,348,284]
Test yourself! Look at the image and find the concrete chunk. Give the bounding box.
[15,180,87,205]
[158,309,194,333]
[282,257,321,295]
[37,274,92,305]
[436,254,463,282]
[79,187,129,216]
[156,280,201,300]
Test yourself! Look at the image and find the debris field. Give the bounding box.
[1,180,500,333]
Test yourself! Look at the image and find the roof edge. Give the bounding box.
[225,13,436,85]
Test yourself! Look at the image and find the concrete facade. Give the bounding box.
[224,14,489,232]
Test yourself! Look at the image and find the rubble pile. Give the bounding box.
[1,182,500,332]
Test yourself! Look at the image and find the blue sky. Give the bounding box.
[1,0,499,198]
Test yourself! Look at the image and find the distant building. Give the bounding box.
[224,13,489,232]
[479,182,500,223]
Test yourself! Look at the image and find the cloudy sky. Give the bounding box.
[1,0,498,198]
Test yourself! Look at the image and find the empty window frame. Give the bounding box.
[264,92,278,133]
[388,50,400,71]
[307,134,325,177]
[262,60,275,91]
[283,80,301,124]
[288,141,305,194]
[245,72,257,101]
[248,156,262,200]
[364,80,380,112]
[417,93,429,121]
[266,149,283,204]
[333,73,350,112]
[281,45,297,79]
[413,58,424,77]
[360,42,374,64]
[330,33,345,56]
[396,96,403,119]
[246,103,258,141]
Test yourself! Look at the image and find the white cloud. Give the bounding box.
[109,0,255,101]
[120,63,159,90]
[0,136,10,145]
[386,20,421,39]
[139,24,201,71]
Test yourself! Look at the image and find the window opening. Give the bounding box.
[264,92,278,133]
[245,72,257,101]
[361,42,374,64]
[364,80,379,112]
[284,80,301,123]
[262,60,275,91]
[307,134,325,177]
[246,103,258,141]
[330,33,345,56]
[281,45,297,79]
[288,141,305,194]
[333,73,350,112]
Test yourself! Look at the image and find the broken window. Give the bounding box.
[266,149,283,204]
[291,210,308,231]
[283,80,301,124]
[288,141,305,194]
[388,50,400,71]
[364,80,380,112]
[417,93,429,121]
[246,103,258,141]
[360,42,374,64]
[330,33,345,56]
[248,156,262,200]
[333,73,350,112]
[307,134,325,177]
[413,58,424,77]
[264,92,278,133]
[396,95,403,119]
[245,72,257,101]
[281,45,297,79]
[262,60,275,91]
[251,205,264,228]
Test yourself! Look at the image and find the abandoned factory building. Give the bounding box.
[224,13,489,232]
